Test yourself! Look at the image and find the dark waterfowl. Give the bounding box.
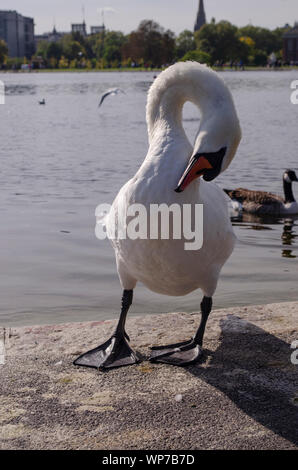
[224,170,298,215]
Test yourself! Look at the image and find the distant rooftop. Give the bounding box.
[194,0,206,32]
[284,23,298,37]
[0,9,32,18]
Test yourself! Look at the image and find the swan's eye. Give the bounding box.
[201,147,227,182]
[175,147,227,192]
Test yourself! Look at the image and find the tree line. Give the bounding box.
[0,19,291,70]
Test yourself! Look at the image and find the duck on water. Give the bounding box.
[74,62,242,370]
[224,170,298,216]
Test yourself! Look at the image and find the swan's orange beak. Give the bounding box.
[175,156,213,193]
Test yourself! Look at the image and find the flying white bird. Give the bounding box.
[98,88,125,108]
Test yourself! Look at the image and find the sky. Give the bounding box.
[1,0,297,35]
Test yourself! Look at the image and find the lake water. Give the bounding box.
[1,69,298,327]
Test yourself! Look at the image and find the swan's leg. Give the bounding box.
[149,297,212,366]
[73,290,140,370]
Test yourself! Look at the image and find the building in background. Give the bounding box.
[90,25,105,35]
[0,10,35,58]
[71,22,87,36]
[35,21,105,51]
[35,26,67,49]
[194,0,207,32]
[283,23,298,63]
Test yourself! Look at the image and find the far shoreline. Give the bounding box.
[1,65,298,74]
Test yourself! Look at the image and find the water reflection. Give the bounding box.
[1,70,298,326]
[230,211,298,259]
[5,82,117,96]
[6,84,37,95]
[134,80,152,92]
[282,218,298,258]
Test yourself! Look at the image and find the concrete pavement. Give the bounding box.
[0,301,297,450]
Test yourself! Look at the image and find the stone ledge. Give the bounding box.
[0,302,297,450]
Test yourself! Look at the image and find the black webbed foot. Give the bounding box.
[149,296,213,367]
[149,339,202,366]
[73,334,140,370]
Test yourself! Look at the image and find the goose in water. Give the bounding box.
[224,170,298,216]
[98,88,125,108]
[74,62,241,369]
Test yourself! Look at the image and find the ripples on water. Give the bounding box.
[0,70,298,326]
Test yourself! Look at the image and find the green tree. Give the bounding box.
[181,49,211,65]
[195,21,247,64]
[87,31,106,60]
[181,50,211,65]
[238,25,287,55]
[250,50,268,66]
[36,40,49,60]
[123,20,175,67]
[47,42,63,61]
[61,36,85,61]
[103,31,126,64]
[71,31,94,59]
[0,39,8,65]
[160,29,175,64]
[175,30,196,59]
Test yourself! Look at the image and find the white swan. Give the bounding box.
[74,62,241,369]
[224,170,298,216]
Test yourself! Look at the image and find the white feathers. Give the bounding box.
[146,62,241,173]
[105,62,241,298]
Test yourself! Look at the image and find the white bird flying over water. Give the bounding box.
[98,88,125,108]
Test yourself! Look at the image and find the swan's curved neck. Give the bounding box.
[143,63,241,183]
[150,88,186,137]
[146,65,232,147]
[283,180,296,203]
[146,82,216,145]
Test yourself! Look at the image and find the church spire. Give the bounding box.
[194,0,206,32]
